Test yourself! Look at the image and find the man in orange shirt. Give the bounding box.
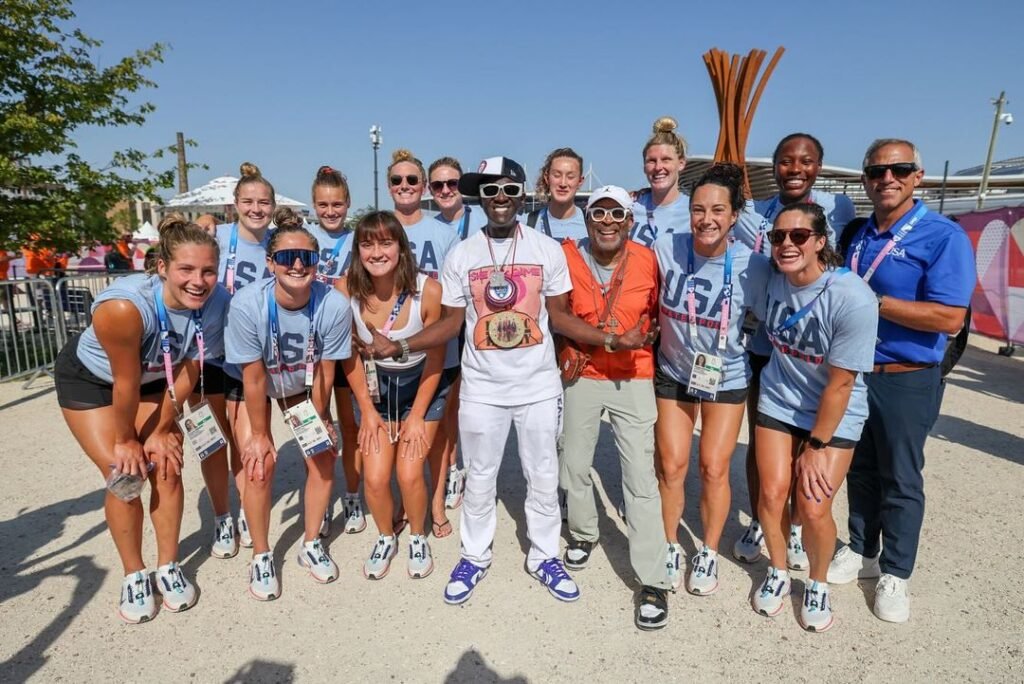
[552,185,669,630]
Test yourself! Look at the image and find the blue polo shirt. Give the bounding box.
[846,200,975,365]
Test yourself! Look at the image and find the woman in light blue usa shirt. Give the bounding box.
[630,116,692,248]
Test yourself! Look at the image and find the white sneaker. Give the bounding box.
[752,567,791,617]
[156,562,198,612]
[238,509,253,548]
[787,525,808,571]
[733,520,763,563]
[117,571,157,624]
[363,534,398,579]
[827,545,880,584]
[874,573,910,623]
[444,466,465,510]
[687,546,720,596]
[248,552,279,601]
[297,539,339,583]
[343,494,366,534]
[407,534,434,579]
[800,580,834,632]
[666,543,683,591]
[211,514,238,559]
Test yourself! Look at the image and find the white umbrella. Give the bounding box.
[132,220,160,241]
[163,175,305,209]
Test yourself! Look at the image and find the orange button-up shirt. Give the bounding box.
[563,240,658,381]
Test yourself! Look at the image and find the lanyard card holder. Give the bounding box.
[687,352,723,401]
[284,399,333,458]
[364,358,381,403]
[178,400,227,462]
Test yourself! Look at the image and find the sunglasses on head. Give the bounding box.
[863,162,918,180]
[429,179,459,193]
[587,207,630,222]
[479,182,524,198]
[271,249,320,267]
[767,229,818,247]
[389,174,420,187]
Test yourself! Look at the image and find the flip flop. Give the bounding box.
[432,518,453,539]
[392,516,408,537]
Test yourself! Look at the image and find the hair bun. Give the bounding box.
[391,148,414,164]
[157,212,189,236]
[239,161,261,178]
[653,116,678,134]
[273,206,303,231]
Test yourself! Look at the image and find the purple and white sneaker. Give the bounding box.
[531,558,580,602]
[444,558,487,604]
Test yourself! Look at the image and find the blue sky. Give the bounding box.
[68,0,1024,209]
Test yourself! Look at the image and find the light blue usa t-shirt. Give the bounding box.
[403,216,460,280]
[216,223,273,294]
[654,234,770,391]
[224,278,352,399]
[734,191,857,357]
[434,206,488,241]
[756,269,878,441]
[630,191,691,249]
[77,274,230,384]
[306,222,354,285]
[525,206,588,242]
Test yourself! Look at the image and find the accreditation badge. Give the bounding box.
[486,310,528,348]
[364,358,381,403]
[687,352,723,401]
[283,399,333,458]
[178,400,227,463]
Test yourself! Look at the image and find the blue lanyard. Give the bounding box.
[771,268,849,337]
[458,206,471,240]
[753,197,782,254]
[267,286,319,396]
[319,231,351,276]
[154,283,204,411]
[541,208,552,237]
[685,236,733,354]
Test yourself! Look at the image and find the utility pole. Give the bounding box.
[977,92,1011,210]
[176,132,189,193]
[370,125,383,210]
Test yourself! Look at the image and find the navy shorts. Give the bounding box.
[354,363,456,423]
[755,412,858,449]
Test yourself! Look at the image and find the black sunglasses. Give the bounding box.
[271,249,319,267]
[429,179,459,193]
[390,174,421,187]
[863,163,918,180]
[767,229,816,247]
[479,182,524,198]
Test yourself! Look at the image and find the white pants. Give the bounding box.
[458,396,562,572]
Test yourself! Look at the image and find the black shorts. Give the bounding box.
[654,366,747,404]
[192,362,227,397]
[224,372,248,403]
[55,335,167,410]
[333,362,350,389]
[755,412,858,449]
[748,352,770,381]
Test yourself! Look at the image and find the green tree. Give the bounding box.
[0,0,185,253]
[345,204,376,230]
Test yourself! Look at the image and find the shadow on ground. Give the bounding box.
[445,649,528,683]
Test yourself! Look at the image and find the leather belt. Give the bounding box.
[872,362,936,374]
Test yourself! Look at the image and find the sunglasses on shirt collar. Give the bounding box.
[271,249,320,267]
[863,162,919,180]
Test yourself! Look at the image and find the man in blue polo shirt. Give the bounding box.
[828,138,975,624]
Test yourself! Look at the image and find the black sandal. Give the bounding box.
[635,585,669,631]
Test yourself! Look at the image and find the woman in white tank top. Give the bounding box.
[336,210,451,581]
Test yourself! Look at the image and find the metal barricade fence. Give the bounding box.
[0,278,64,386]
[53,272,123,338]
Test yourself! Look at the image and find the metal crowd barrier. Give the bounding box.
[0,272,125,387]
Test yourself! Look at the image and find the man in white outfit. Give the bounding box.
[366,157,585,604]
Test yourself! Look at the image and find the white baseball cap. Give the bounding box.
[585,185,633,211]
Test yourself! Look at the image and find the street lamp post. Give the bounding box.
[977,92,1013,210]
[370,125,383,210]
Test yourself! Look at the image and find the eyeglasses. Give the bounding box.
[767,229,815,247]
[479,182,524,198]
[586,207,630,222]
[271,249,320,267]
[389,174,421,187]
[429,179,459,193]
[863,163,918,180]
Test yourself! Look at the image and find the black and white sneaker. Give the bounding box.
[635,585,669,630]
[564,539,594,570]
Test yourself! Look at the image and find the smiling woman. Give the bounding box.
[54,214,230,624]
[630,117,692,247]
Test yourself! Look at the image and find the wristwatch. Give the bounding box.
[604,333,617,353]
[393,339,410,363]
[808,435,828,450]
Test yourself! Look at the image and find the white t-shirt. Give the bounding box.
[441,225,571,406]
